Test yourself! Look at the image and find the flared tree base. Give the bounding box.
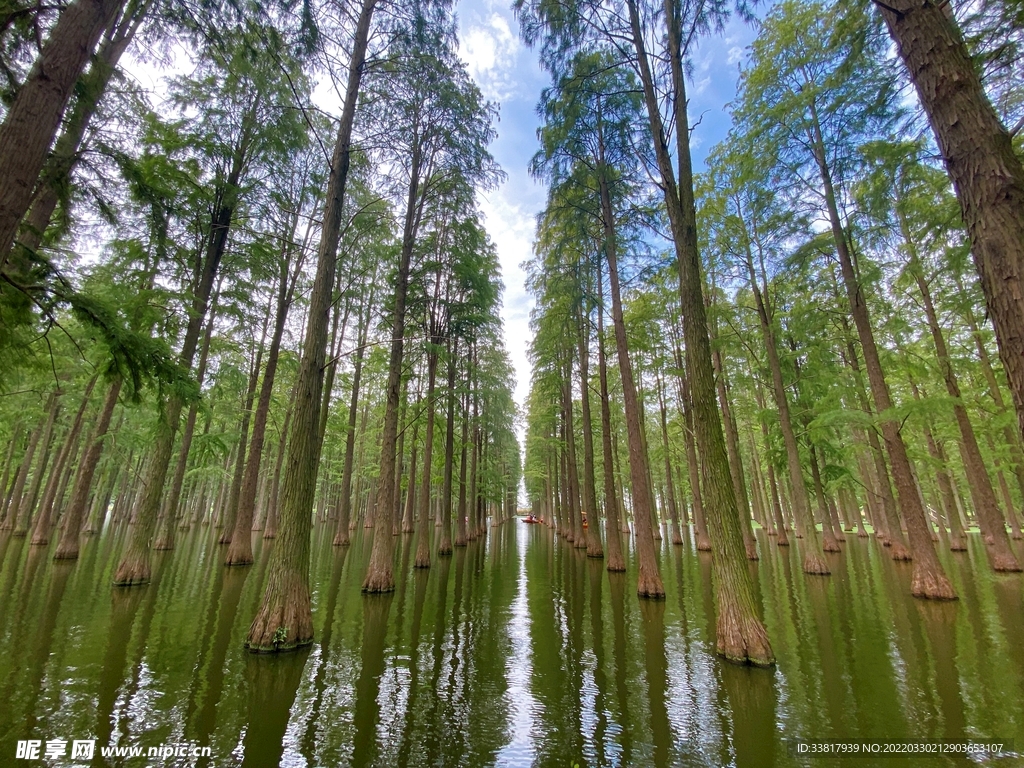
[803,552,831,575]
[361,571,396,593]
[890,541,913,561]
[245,573,314,652]
[437,545,453,557]
[30,534,49,546]
[745,542,759,560]
[990,551,1023,572]
[113,554,152,586]
[696,534,712,552]
[823,539,842,553]
[911,565,957,600]
[949,537,967,551]
[53,542,79,560]
[332,532,350,547]
[637,566,666,599]
[587,545,604,558]
[225,538,254,566]
[716,603,775,667]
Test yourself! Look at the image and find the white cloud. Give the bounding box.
[476,174,540,417]
[727,46,744,65]
[459,13,521,102]
[693,75,712,96]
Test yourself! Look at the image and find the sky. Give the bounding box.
[453,0,760,422]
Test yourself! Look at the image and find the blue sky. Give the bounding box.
[454,0,761,416]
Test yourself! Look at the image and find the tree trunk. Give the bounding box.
[414,351,438,568]
[438,338,458,556]
[814,119,955,599]
[0,0,127,269]
[656,372,683,546]
[229,220,303,562]
[597,163,662,598]
[115,103,253,585]
[712,348,758,560]
[960,290,1024,522]
[32,374,98,544]
[875,0,1024,445]
[362,135,422,592]
[597,270,625,571]
[14,2,147,260]
[246,0,377,651]
[577,301,603,557]
[907,244,1019,570]
[13,391,61,536]
[623,0,772,663]
[455,373,470,546]
[154,291,218,549]
[754,382,789,546]
[403,416,420,535]
[840,315,911,559]
[672,365,710,554]
[334,301,371,545]
[746,255,819,564]
[561,359,585,548]
[808,441,842,553]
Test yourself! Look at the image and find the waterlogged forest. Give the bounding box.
[0,0,1023,764]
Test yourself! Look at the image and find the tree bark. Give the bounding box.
[13,1,147,261]
[31,374,98,544]
[656,372,683,546]
[906,246,1019,569]
[577,299,603,557]
[597,267,626,571]
[13,391,61,536]
[813,118,955,599]
[597,162,662,598]
[246,0,378,651]
[438,338,458,556]
[875,0,1024,445]
[0,0,127,269]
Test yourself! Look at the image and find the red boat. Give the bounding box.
[522,515,541,524]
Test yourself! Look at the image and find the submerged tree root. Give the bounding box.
[113,554,152,586]
[361,570,395,593]
[637,566,666,599]
[911,565,958,600]
[991,552,1023,572]
[803,553,831,576]
[889,541,913,561]
[717,604,775,667]
[245,577,314,653]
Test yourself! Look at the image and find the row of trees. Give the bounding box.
[0,0,520,653]
[518,0,1024,667]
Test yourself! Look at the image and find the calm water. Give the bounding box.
[0,522,1022,767]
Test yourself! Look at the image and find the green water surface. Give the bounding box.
[0,522,1021,767]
